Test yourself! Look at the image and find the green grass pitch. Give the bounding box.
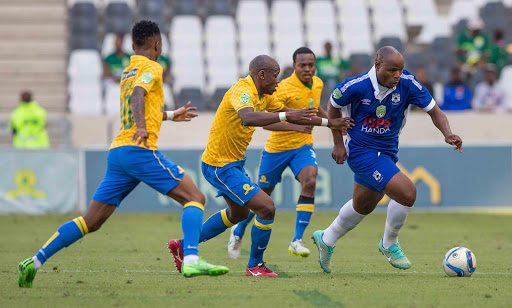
[1,211,511,307]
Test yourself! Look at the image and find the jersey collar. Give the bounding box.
[369,65,396,102]
[291,71,312,89]
[245,75,259,97]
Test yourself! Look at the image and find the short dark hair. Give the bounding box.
[132,20,160,47]
[293,47,315,63]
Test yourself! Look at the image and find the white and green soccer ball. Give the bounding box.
[443,247,477,277]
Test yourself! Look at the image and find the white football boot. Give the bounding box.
[288,239,311,258]
[227,225,242,260]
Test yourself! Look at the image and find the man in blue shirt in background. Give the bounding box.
[441,66,472,111]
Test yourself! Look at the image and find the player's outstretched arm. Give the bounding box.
[131,86,150,148]
[263,122,313,134]
[237,107,317,127]
[427,104,463,152]
[328,102,347,164]
[280,106,355,130]
[163,101,199,122]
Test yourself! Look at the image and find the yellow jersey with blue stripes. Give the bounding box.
[202,75,284,167]
[264,72,323,152]
[110,55,164,150]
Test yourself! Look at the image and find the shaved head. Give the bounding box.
[249,55,280,95]
[375,46,404,88]
[249,55,280,75]
[375,46,403,66]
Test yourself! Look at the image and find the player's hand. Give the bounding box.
[331,143,347,164]
[327,117,355,130]
[445,134,463,153]
[285,108,318,121]
[173,101,198,122]
[132,128,149,148]
[295,125,313,134]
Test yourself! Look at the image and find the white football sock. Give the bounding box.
[183,255,199,265]
[32,256,42,271]
[322,199,365,246]
[382,199,412,249]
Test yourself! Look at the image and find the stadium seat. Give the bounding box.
[136,0,165,30]
[163,83,175,110]
[69,2,98,50]
[480,1,507,33]
[453,18,468,35]
[349,53,373,74]
[209,87,229,110]
[69,80,103,114]
[376,37,404,54]
[336,0,373,58]
[416,16,451,45]
[104,82,121,116]
[499,66,512,110]
[448,0,480,25]
[176,88,207,110]
[205,16,238,96]
[237,0,271,76]
[68,50,102,80]
[170,16,205,94]
[430,37,457,83]
[369,0,406,42]
[205,0,232,15]
[271,0,304,69]
[105,1,132,34]
[403,0,437,28]
[172,0,200,15]
[70,36,98,50]
[304,0,338,56]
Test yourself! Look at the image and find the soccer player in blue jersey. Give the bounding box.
[312,46,463,273]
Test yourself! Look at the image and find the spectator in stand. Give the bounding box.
[9,91,50,149]
[316,41,350,90]
[456,17,490,70]
[472,64,506,112]
[415,67,434,97]
[280,65,294,81]
[103,33,131,83]
[441,66,472,111]
[488,30,508,76]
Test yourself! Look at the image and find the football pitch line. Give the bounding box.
[37,269,512,275]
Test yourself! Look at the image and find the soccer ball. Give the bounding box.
[443,247,477,277]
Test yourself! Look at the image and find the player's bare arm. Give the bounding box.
[237,106,317,127]
[130,86,150,148]
[162,101,198,122]
[427,104,463,152]
[263,122,313,134]
[328,102,347,164]
[280,106,355,130]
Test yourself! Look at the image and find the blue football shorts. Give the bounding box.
[201,159,260,206]
[347,150,400,193]
[258,144,318,188]
[92,146,185,206]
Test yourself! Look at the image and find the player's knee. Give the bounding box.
[255,203,275,220]
[301,176,317,192]
[402,186,416,207]
[228,211,250,223]
[189,191,206,206]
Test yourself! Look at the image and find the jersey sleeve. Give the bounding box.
[265,94,284,112]
[406,75,436,112]
[133,62,162,94]
[330,81,354,108]
[230,85,255,112]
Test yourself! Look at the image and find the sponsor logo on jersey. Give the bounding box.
[373,170,383,182]
[240,92,251,104]
[361,117,391,134]
[121,68,138,81]
[391,93,400,105]
[376,105,386,118]
[361,98,371,105]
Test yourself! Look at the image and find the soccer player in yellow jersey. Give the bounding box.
[168,55,354,277]
[17,21,228,288]
[229,47,326,259]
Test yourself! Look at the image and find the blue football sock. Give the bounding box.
[181,202,204,257]
[248,217,274,268]
[294,196,315,241]
[35,216,88,265]
[233,211,255,239]
[198,208,234,243]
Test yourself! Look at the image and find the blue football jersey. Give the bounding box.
[330,66,436,160]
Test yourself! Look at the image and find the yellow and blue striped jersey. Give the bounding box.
[202,75,284,167]
[110,55,164,150]
[264,72,323,152]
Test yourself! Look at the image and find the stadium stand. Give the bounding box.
[3,0,512,148]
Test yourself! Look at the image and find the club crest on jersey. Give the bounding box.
[140,72,153,84]
[240,93,251,104]
[307,98,315,108]
[376,105,386,118]
[391,93,400,104]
